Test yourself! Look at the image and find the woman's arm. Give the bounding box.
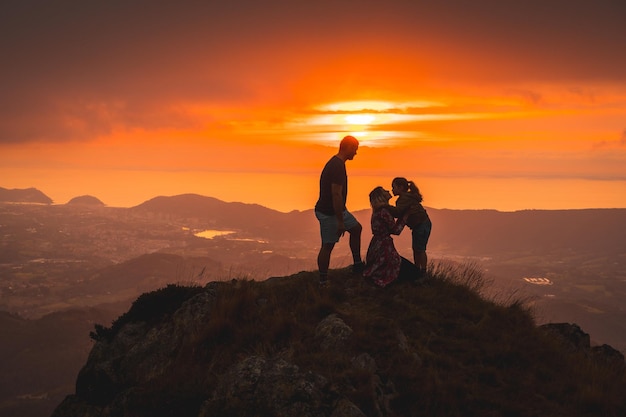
[382,207,405,235]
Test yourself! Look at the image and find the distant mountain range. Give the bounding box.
[424,207,626,256]
[132,193,626,258]
[0,187,106,206]
[3,188,626,257]
[135,193,316,238]
[0,187,52,204]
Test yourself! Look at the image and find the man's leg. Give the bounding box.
[348,223,362,263]
[317,242,335,285]
[348,223,364,272]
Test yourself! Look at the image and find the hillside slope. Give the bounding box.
[52,265,625,417]
[0,308,119,417]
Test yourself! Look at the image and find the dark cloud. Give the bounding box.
[1,0,625,143]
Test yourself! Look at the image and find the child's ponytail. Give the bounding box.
[407,180,423,202]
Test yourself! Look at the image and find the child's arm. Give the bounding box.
[390,214,406,235]
[394,195,413,216]
[386,203,401,218]
[381,207,405,235]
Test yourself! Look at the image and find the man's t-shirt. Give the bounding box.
[315,155,347,215]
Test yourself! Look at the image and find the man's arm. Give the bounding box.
[331,183,345,237]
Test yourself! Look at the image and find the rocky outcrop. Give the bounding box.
[52,283,373,417]
[201,356,349,417]
[540,322,625,366]
[72,288,218,407]
[52,272,626,417]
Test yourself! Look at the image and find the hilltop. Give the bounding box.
[66,195,105,206]
[52,264,625,417]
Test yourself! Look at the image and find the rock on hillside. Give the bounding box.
[0,187,52,204]
[52,267,626,417]
[66,195,105,206]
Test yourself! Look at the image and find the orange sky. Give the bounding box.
[1,1,625,212]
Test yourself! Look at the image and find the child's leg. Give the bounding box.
[415,250,427,272]
[412,221,431,273]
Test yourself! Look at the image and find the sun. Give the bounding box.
[344,114,376,125]
[299,99,446,146]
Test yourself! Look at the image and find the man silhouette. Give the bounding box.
[314,135,363,287]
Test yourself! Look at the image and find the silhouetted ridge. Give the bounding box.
[66,195,104,207]
[0,186,52,204]
[429,208,626,254]
[131,193,317,240]
[66,195,105,206]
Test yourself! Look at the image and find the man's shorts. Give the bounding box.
[411,219,432,251]
[315,210,360,244]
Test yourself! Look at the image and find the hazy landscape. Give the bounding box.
[1,187,625,416]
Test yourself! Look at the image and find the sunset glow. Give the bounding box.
[344,114,375,126]
[1,1,625,212]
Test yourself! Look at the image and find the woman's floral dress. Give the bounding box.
[363,205,406,287]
